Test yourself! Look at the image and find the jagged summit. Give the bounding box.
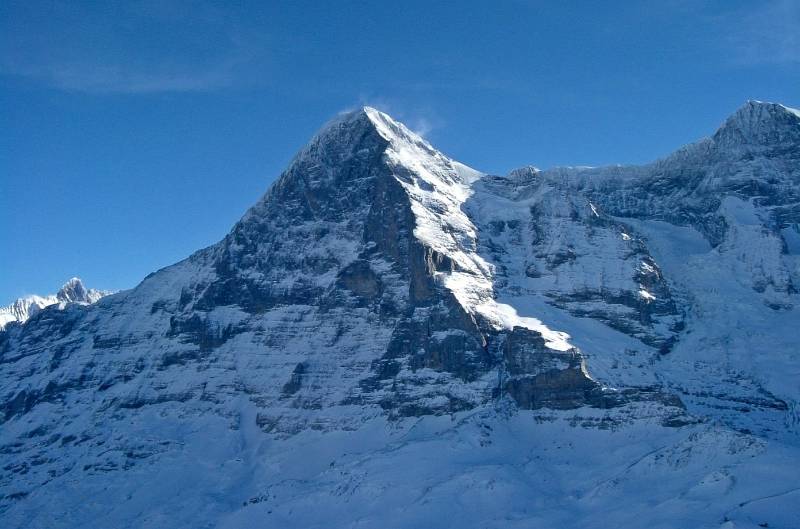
[287,106,481,185]
[321,106,433,147]
[57,277,92,303]
[713,99,800,149]
[734,99,800,120]
[292,105,432,160]
[235,104,483,239]
[0,277,109,330]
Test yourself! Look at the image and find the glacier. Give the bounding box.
[1,101,799,529]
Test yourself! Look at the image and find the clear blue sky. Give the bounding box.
[1,0,799,302]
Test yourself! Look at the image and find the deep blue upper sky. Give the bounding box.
[1,0,799,302]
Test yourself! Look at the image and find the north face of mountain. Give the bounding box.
[1,102,799,529]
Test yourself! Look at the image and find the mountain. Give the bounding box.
[0,278,108,330]
[2,102,799,529]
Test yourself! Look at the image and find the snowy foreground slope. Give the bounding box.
[2,101,800,529]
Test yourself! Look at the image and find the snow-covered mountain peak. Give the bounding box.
[57,277,92,303]
[0,277,109,330]
[57,277,108,304]
[238,105,483,233]
[291,105,431,161]
[713,99,800,149]
[319,106,484,185]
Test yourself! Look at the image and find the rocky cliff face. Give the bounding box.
[2,102,799,529]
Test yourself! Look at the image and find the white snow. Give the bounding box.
[779,102,800,119]
[365,107,576,351]
[638,288,655,301]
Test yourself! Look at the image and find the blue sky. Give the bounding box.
[1,0,799,302]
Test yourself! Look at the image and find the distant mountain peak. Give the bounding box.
[57,277,88,302]
[0,278,109,330]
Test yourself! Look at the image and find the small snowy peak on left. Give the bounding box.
[0,278,110,330]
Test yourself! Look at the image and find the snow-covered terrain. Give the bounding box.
[0,278,108,330]
[1,101,799,528]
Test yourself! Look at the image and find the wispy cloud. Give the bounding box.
[0,1,269,94]
[719,0,800,65]
[5,56,243,94]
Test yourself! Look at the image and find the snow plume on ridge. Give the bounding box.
[363,107,573,351]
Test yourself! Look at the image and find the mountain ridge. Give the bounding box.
[1,101,799,529]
